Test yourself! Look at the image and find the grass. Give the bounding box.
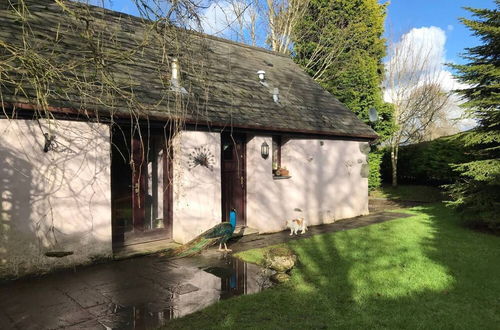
[165,203,500,329]
[370,184,445,203]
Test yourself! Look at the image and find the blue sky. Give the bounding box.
[384,0,496,65]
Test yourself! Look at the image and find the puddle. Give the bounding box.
[96,255,272,329]
[0,253,272,329]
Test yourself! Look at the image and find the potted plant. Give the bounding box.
[278,166,289,176]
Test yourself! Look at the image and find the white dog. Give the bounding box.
[286,218,308,235]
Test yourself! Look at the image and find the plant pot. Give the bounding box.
[279,169,289,176]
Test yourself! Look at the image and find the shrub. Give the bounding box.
[445,168,500,231]
[381,132,472,185]
[368,151,382,191]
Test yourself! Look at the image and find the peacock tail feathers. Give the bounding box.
[171,222,235,258]
[173,237,218,258]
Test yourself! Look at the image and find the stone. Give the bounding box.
[265,247,297,273]
[270,273,291,283]
[266,256,296,272]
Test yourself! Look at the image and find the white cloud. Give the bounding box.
[384,26,476,132]
[387,26,447,77]
[437,70,468,92]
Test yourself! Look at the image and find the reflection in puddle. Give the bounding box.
[98,304,176,329]
[102,256,271,329]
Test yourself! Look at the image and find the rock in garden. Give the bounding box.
[271,272,291,283]
[265,247,297,273]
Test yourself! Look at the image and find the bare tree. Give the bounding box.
[384,32,451,187]
[184,0,353,84]
[265,0,309,53]
[226,0,259,45]
[202,0,308,52]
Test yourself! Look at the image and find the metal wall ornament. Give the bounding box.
[43,133,57,152]
[261,141,269,159]
[344,160,354,176]
[188,146,215,171]
[41,132,76,154]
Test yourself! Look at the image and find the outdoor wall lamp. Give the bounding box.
[261,141,269,159]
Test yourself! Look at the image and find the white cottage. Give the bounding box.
[0,0,377,278]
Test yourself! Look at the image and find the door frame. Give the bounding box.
[111,124,173,247]
[220,133,247,226]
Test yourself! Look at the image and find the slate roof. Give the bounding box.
[0,0,377,139]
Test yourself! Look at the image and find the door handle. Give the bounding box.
[240,176,244,186]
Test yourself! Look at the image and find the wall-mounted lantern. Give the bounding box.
[261,141,269,159]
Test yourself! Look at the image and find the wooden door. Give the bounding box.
[221,133,246,226]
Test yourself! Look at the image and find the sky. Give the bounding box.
[384,0,497,66]
[382,0,496,130]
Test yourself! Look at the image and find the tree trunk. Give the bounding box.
[391,143,398,187]
[267,0,278,52]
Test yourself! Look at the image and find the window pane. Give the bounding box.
[272,136,280,170]
[146,137,165,230]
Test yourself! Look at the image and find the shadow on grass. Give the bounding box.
[166,204,500,329]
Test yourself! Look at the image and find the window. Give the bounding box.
[222,142,234,160]
[272,136,281,173]
[272,136,290,178]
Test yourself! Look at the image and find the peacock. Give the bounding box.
[172,209,237,258]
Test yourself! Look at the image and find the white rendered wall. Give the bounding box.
[246,136,370,234]
[0,119,112,278]
[173,131,221,244]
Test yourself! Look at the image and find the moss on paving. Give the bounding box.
[165,203,500,329]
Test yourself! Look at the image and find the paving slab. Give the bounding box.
[0,210,413,329]
[0,253,271,329]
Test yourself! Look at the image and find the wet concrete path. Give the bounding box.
[0,252,269,329]
[0,211,410,329]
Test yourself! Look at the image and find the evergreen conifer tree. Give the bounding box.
[447,2,500,229]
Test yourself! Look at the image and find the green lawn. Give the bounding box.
[166,203,500,329]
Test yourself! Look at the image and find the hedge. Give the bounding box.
[381,132,473,185]
[368,151,383,191]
